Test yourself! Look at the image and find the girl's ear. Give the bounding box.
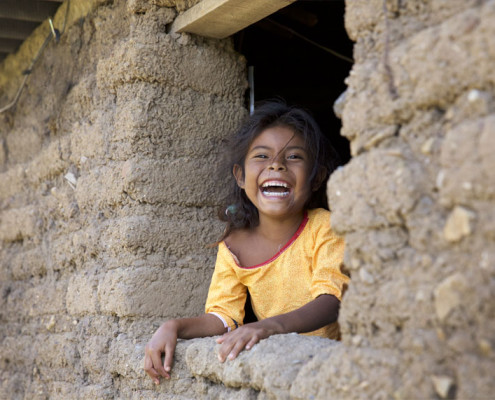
[312,167,328,191]
[233,164,245,188]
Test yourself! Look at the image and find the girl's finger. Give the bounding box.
[150,350,168,379]
[163,343,175,378]
[149,367,161,385]
[216,329,234,346]
[144,356,161,385]
[218,336,236,362]
[216,334,226,344]
[227,336,251,360]
[245,336,259,350]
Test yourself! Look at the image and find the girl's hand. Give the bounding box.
[215,320,281,362]
[144,320,178,384]
[215,295,341,362]
[144,314,226,384]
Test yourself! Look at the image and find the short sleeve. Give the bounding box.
[310,212,349,301]
[205,244,247,331]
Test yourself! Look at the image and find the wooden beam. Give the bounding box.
[170,0,297,39]
[0,1,60,23]
[0,18,39,40]
[0,38,23,53]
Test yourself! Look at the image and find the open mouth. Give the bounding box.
[260,180,291,197]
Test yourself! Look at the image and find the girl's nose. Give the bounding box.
[268,157,287,171]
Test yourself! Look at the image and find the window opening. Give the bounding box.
[234,0,353,163]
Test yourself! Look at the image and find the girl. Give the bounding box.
[144,102,349,385]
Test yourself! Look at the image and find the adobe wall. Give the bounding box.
[328,0,495,398]
[1,0,494,399]
[0,0,246,398]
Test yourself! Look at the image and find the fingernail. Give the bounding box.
[228,353,234,360]
[218,355,223,362]
[165,366,170,372]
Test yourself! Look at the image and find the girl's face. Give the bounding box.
[234,126,315,220]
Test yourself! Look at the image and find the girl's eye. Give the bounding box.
[287,154,303,160]
[254,154,269,159]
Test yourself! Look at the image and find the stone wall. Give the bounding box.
[1,0,494,399]
[328,0,495,398]
[0,1,246,398]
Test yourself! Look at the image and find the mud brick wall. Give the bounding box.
[0,1,245,398]
[327,0,495,398]
[1,0,495,399]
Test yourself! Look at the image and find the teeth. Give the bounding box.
[261,181,289,188]
[262,191,290,197]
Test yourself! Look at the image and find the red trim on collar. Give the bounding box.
[235,211,309,269]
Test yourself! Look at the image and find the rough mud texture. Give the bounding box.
[0,0,246,398]
[326,0,495,398]
[1,0,494,399]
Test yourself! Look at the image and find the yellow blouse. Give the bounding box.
[205,208,349,339]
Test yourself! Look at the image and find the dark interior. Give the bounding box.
[0,1,63,63]
[234,0,353,164]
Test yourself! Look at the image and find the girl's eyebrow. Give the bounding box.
[249,145,271,151]
[285,145,307,151]
[249,145,307,152]
[250,132,304,159]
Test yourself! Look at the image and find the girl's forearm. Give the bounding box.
[169,313,227,339]
[258,294,340,335]
[214,295,341,363]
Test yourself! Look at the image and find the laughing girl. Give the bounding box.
[144,101,349,384]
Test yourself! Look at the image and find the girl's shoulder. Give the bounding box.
[306,208,338,237]
[222,227,251,251]
[224,226,251,241]
[307,208,332,224]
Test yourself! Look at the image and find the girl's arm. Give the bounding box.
[216,294,340,362]
[144,313,226,384]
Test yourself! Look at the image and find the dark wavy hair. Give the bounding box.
[217,101,341,242]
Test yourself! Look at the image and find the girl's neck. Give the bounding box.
[224,210,307,268]
[255,210,306,243]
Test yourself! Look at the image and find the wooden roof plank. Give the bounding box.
[0,1,60,23]
[170,0,297,39]
[0,18,39,40]
[0,38,23,53]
